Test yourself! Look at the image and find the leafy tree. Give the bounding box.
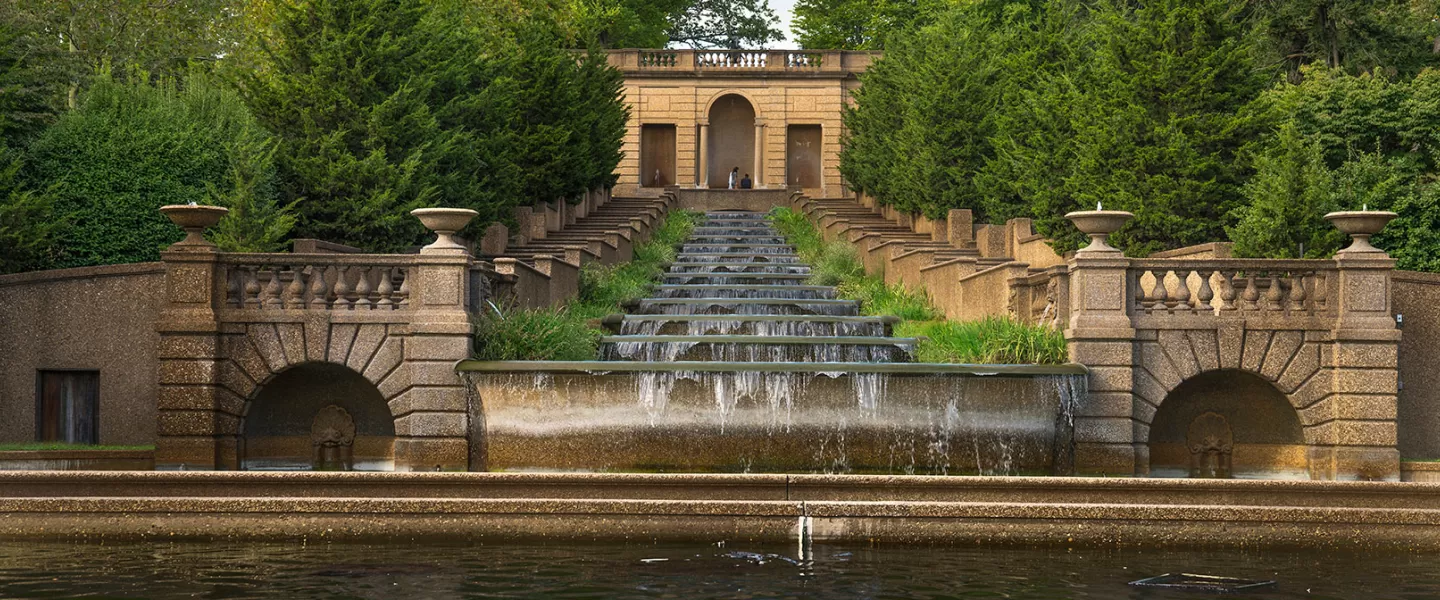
[1237,65,1440,269]
[1248,0,1440,79]
[2,0,239,106]
[667,0,784,48]
[558,0,689,48]
[26,72,284,268]
[791,0,944,49]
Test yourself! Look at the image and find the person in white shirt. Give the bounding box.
[728,167,739,189]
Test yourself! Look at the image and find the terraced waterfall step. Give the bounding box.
[599,210,912,362]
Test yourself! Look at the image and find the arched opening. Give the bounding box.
[707,94,756,188]
[1149,369,1306,479]
[241,362,396,471]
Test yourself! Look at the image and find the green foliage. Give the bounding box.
[767,206,862,286]
[26,72,282,268]
[206,134,296,253]
[0,14,67,144]
[791,0,943,50]
[1249,0,1440,79]
[1233,65,1440,269]
[558,0,689,48]
[836,275,938,321]
[473,210,702,360]
[667,0,784,49]
[0,146,56,273]
[898,317,1069,365]
[237,0,627,252]
[471,305,603,362]
[769,207,1065,363]
[1229,124,1345,258]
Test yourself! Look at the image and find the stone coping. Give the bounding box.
[1402,460,1440,471]
[0,450,153,460]
[454,360,1089,375]
[0,261,163,287]
[7,472,1440,546]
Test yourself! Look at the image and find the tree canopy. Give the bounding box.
[839,0,1440,265]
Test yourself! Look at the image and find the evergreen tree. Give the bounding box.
[1044,0,1271,255]
[1229,124,1344,258]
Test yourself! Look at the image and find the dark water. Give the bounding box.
[0,540,1438,599]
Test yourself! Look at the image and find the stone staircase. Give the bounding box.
[598,210,916,363]
[483,193,674,309]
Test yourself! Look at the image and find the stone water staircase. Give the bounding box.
[598,210,917,363]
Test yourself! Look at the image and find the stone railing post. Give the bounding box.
[403,208,481,471]
[1313,211,1402,480]
[1063,210,1141,475]
[154,205,235,470]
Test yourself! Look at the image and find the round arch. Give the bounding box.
[706,93,757,188]
[241,361,397,471]
[1147,369,1307,479]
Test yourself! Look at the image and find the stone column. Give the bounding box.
[697,122,709,188]
[400,209,481,471]
[154,206,234,470]
[1063,211,1140,476]
[753,122,765,188]
[1312,213,1402,480]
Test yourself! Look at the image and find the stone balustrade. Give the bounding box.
[1127,259,1338,320]
[609,49,871,76]
[218,254,416,313]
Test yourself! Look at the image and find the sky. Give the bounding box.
[770,0,801,49]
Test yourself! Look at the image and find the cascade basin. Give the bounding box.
[458,361,1086,475]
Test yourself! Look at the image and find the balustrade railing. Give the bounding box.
[639,51,677,67]
[219,255,417,312]
[1127,259,1337,318]
[785,52,823,69]
[696,51,767,68]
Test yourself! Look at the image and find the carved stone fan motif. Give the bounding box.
[311,405,356,471]
[1186,411,1234,478]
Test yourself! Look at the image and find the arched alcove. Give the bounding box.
[707,94,756,188]
[1148,369,1306,479]
[241,362,396,471]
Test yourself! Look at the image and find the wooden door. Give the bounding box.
[640,124,677,187]
[37,370,99,443]
[787,125,822,188]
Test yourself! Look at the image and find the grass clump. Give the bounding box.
[472,210,703,360]
[898,318,1069,365]
[768,207,1068,365]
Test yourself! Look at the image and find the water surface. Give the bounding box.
[1,541,1438,599]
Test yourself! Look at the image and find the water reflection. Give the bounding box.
[0,540,1437,599]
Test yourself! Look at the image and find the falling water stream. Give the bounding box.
[468,210,1082,474]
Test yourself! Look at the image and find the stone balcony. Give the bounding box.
[607,49,879,78]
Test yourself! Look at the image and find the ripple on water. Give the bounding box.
[0,541,1436,599]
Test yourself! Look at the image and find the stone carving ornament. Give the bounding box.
[311,405,356,471]
[1186,411,1234,478]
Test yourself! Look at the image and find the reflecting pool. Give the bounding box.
[0,540,1437,599]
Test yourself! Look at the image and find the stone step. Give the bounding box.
[600,335,917,345]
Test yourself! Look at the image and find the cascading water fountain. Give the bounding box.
[459,210,1087,475]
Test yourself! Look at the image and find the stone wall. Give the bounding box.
[1393,271,1440,459]
[609,50,877,198]
[0,263,165,446]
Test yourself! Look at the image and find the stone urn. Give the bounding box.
[1324,210,1397,254]
[1064,209,1134,253]
[160,204,229,248]
[411,207,479,251]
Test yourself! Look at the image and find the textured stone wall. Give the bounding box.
[1393,271,1440,459]
[612,51,876,197]
[0,263,165,446]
